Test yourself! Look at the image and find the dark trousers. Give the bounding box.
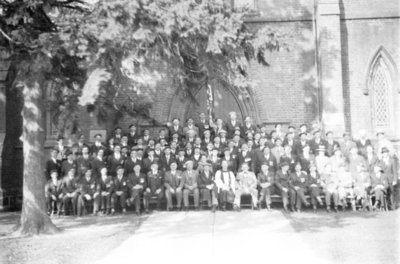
[183,188,199,207]
[199,187,218,207]
[387,185,395,209]
[100,194,111,211]
[111,192,127,210]
[218,189,235,205]
[145,190,163,209]
[77,194,100,216]
[259,186,274,206]
[129,189,145,212]
[62,193,78,215]
[46,196,62,214]
[277,187,296,208]
[309,186,321,206]
[165,189,183,209]
[295,187,308,210]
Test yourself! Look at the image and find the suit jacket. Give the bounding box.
[159,154,176,172]
[79,177,98,196]
[128,172,147,190]
[45,179,63,197]
[76,155,93,177]
[308,138,328,155]
[370,173,389,189]
[380,157,398,184]
[99,176,114,193]
[113,176,129,193]
[147,170,164,193]
[107,154,125,177]
[290,171,308,189]
[197,171,215,189]
[127,132,139,147]
[176,156,188,171]
[62,176,79,194]
[124,157,143,175]
[142,157,159,174]
[257,171,275,187]
[325,140,340,157]
[196,120,212,138]
[164,170,183,189]
[61,160,77,177]
[255,154,278,174]
[236,151,253,170]
[45,158,61,180]
[91,157,106,179]
[221,156,238,173]
[182,170,199,189]
[225,120,241,139]
[275,170,292,190]
[240,124,257,138]
[168,125,184,141]
[90,143,105,156]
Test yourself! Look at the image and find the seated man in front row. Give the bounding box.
[127,164,147,215]
[45,169,63,216]
[145,162,164,211]
[62,168,79,216]
[77,169,100,216]
[275,162,296,213]
[182,160,200,211]
[257,163,275,211]
[234,162,259,211]
[197,160,218,212]
[164,161,183,211]
[111,166,129,214]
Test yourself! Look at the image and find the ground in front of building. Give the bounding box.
[0,208,398,264]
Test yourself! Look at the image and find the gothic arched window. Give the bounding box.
[366,47,399,134]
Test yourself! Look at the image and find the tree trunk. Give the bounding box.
[19,81,59,235]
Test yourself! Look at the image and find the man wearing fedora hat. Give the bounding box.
[182,160,200,210]
[164,161,183,211]
[308,129,327,155]
[198,160,218,212]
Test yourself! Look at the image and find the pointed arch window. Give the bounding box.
[365,47,399,133]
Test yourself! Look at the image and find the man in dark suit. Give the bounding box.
[225,111,241,139]
[380,147,398,210]
[168,118,184,141]
[124,147,143,175]
[196,112,212,138]
[45,148,61,180]
[91,133,105,157]
[308,129,327,155]
[127,124,139,147]
[61,150,77,178]
[76,146,93,180]
[325,131,340,157]
[164,161,183,211]
[160,145,176,172]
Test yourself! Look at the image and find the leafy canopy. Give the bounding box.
[0,0,288,131]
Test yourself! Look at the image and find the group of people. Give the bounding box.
[44,111,399,216]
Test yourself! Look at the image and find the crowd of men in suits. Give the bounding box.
[44,111,399,216]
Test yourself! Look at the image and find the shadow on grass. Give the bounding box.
[283,209,384,233]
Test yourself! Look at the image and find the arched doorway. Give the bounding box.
[168,81,260,124]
